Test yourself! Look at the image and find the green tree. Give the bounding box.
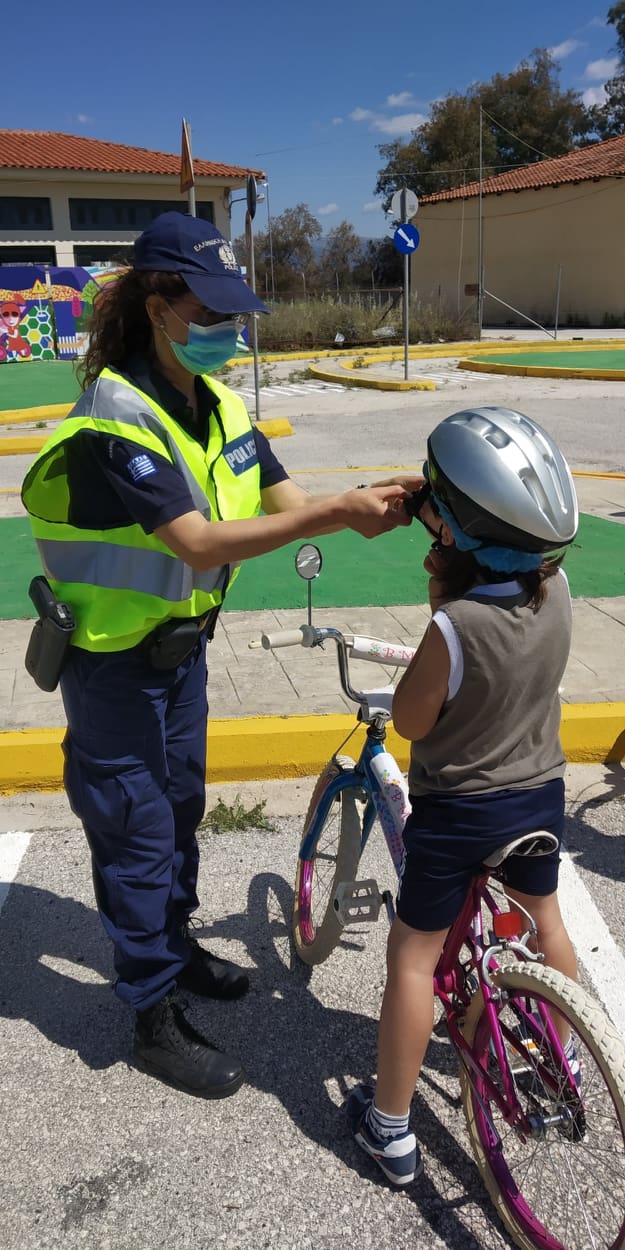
[351,238,403,289]
[588,2,625,137]
[316,221,364,291]
[234,203,322,296]
[375,49,592,208]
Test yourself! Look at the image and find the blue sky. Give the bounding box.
[3,0,619,241]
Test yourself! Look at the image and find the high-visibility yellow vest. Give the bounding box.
[22,367,261,652]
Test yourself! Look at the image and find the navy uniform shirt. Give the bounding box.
[66,357,288,533]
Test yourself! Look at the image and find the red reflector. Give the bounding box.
[493,911,523,938]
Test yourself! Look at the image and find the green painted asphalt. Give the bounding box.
[474,349,625,371]
[0,360,81,409]
[2,513,624,620]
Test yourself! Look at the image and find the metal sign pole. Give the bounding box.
[403,253,409,381]
[245,176,260,423]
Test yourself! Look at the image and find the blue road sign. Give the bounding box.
[393,223,420,254]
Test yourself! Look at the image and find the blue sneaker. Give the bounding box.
[346,1084,422,1186]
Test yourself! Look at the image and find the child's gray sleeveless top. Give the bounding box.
[408,572,571,797]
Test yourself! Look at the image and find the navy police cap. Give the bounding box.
[134,212,268,315]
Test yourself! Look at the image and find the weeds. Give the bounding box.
[286,367,313,382]
[198,794,274,835]
[256,297,475,352]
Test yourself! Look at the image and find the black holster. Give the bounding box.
[25,576,76,692]
[143,607,220,671]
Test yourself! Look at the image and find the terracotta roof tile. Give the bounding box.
[0,130,264,180]
[420,133,625,203]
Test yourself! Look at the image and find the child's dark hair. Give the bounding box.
[433,547,565,610]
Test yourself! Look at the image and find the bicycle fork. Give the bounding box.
[333,734,411,931]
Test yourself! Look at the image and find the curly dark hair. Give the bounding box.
[430,545,564,610]
[77,267,189,390]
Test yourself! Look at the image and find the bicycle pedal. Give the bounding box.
[333,879,385,926]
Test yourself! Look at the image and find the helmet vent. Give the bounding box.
[484,428,509,450]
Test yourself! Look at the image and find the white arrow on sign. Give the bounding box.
[397,228,417,249]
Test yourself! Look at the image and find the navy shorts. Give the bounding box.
[396,779,564,932]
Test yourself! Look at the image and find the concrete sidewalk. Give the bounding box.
[1,592,624,792]
[1,471,624,789]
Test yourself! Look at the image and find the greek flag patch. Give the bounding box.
[128,453,157,482]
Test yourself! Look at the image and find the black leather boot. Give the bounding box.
[177,935,250,1000]
[133,992,244,1099]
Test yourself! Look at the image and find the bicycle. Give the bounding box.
[251,545,625,1250]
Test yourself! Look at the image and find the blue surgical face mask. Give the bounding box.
[164,305,247,375]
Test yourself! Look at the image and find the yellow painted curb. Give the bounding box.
[0,403,72,424]
[0,435,49,456]
[0,704,623,794]
[0,420,292,456]
[255,418,293,438]
[459,359,625,381]
[309,363,437,391]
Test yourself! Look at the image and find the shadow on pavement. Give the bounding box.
[565,764,625,881]
[0,869,515,1247]
[195,870,516,1250]
[0,882,125,1068]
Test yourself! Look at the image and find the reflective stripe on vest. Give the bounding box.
[22,370,261,651]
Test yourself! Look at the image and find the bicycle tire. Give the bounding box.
[459,962,625,1250]
[292,756,364,966]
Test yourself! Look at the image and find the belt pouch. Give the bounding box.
[145,619,201,670]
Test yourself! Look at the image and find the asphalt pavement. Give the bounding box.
[1,347,625,1249]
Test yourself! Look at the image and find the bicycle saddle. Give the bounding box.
[482,830,559,869]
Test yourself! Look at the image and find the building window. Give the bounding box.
[0,197,53,229]
[74,245,134,266]
[0,245,57,264]
[69,199,215,230]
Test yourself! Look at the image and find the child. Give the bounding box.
[348,406,580,1185]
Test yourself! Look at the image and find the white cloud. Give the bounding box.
[386,91,414,107]
[548,39,583,59]
[349,103,427,136]
[317,202,338,215]
[363,201,382,213]
[588,16,606,27]
[76,113,94,124]
[583,84,608,106]
[331,116,343,125]
[373,112,427,136]
[585,57,619,79]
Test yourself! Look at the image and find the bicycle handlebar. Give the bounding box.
[249,625,415,719]
[250,626,415,667]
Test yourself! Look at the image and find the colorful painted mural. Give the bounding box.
[0,264,123,364]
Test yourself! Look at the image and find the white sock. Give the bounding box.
[367,1100,410,1140]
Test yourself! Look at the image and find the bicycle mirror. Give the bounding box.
[295,544,322,627]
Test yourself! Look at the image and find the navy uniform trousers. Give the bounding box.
[60,635,208,1011]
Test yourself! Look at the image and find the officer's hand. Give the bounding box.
[341,484,409,538]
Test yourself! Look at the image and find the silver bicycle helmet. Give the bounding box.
[426,408,578,553]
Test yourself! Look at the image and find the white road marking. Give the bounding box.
[558,846,625,1033]
[0,831,31,914]
[234,381,346,400]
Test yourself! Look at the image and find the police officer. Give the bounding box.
[22,212,408,1100]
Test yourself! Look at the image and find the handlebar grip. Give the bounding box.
[260,628,307,650]
[250,625,318,651]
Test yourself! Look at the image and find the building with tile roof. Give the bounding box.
[0,130,265,267]
[410,134,625,329]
